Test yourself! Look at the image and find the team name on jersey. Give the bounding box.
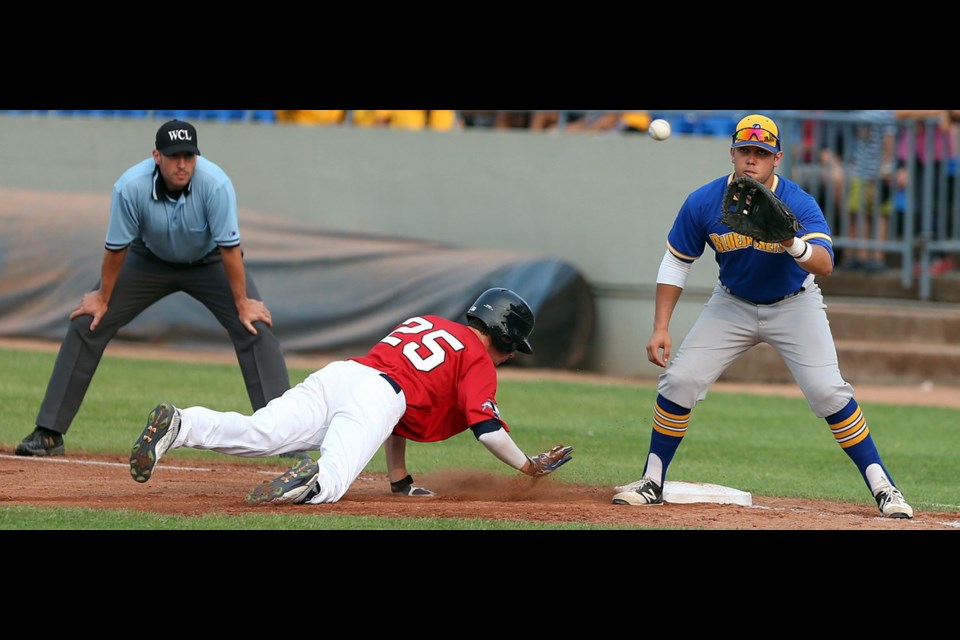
[710,231,784,254]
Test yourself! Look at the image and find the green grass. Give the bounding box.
[0,504,649,530]
[2,346,958,528]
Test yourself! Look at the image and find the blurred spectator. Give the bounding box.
[275,110,346,126]
[349,110,460,131]
[529,111,561,130]
[620,112,652,133]
[841,110,897,273]
[526,111,602,131]
[493,111,534,129]
[428,110,461,131]
[350,110,393,127]
[792,113,846,222]
[565,111,651,133]
[391,110,460,131]
[459,111,497,128]
[894,110,957,276]
[527,111,652,134]
[528,111,589,131]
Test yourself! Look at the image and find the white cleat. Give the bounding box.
[874,487,913,519]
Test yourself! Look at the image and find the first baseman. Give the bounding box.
[612,114,913,519]
[128,288,573,504]
[16,119,300,459]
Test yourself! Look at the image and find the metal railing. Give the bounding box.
[772,110,959,301]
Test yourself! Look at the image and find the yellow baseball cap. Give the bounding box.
[731,114,780,153]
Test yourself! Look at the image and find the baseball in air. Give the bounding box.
[648,118,671,141]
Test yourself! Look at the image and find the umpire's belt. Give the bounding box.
[722,284,805,306]
[130,239,226,268]
[379,372,402,394]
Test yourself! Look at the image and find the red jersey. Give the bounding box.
[351,315,507,442]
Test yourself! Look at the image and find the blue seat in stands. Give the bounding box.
[675,113,700,135]
[154,110,202,120]
[251,110,277,123]
[58,110,116,117]
[697,115,738,136]
[199,110,247,121]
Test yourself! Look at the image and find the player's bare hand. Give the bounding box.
[646,329,672,368]
[70,291,108,331]
[237,298,273,334]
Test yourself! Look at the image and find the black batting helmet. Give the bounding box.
[466,288,535,354]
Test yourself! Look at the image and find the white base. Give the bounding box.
[614,479,752,506]
[664,481,752,506]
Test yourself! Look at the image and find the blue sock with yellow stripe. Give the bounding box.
[826,398,897,491]
[643,394,690,486]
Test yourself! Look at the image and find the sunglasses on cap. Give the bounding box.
[733,127,780,148]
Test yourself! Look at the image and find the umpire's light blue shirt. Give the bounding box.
[105,156,240,263]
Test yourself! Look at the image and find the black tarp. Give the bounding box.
[0,187,594,369]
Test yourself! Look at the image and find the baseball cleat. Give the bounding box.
[874,487,913,519]
[247,457,321,505]
[15,427,65,457]
[130,402,181,483]
[612,476,663,506]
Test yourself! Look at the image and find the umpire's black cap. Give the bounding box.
[156,119,201,156]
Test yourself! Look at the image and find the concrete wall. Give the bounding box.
[0,115,733,379]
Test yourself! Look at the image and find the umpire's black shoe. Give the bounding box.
[15,427,65,457]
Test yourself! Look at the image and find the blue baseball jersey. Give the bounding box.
[105,156,240,263]
[666,174,834,302]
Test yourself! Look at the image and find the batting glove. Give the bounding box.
[390,474,436,497]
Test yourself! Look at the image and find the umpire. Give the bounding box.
[15,119,296,457]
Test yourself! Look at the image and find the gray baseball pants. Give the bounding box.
[36,246,291,434]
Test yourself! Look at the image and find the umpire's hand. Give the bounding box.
[237,297,273,335]
[71,290,109,331]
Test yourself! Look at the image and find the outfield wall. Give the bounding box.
[0,116,730,379]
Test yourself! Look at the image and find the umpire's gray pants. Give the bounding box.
[36,248,291,434]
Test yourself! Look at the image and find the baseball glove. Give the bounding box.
[521,444,574,477]
[721,176,804,243]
